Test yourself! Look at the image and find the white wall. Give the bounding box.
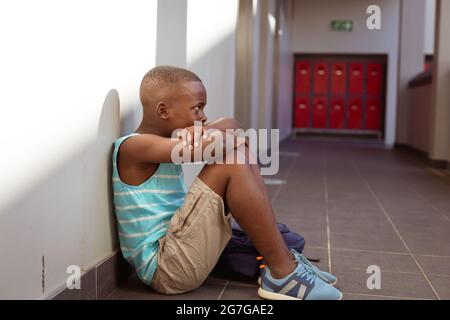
[187,0,238,123]
[424,0,436,55]
[396,0,426,144]
[0,0,239,299]
[408,85,432,153]
[234,0,253,130]
[258,0,277,131]
[292,0,400,146]
[430,0,450,162]
[235,0,294,144]
[156,0,187,67]
[250,0,263,130]
[0,0,157,299]
[275,0,294,141]
[235,0,264,131]
[183,0,239,186]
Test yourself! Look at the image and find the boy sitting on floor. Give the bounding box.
[111,65,342,300]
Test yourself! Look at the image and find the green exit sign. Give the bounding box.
[331,20,353,32]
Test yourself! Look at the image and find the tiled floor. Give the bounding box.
[107,137,450,300]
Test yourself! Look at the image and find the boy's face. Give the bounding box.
[167,81,207,131]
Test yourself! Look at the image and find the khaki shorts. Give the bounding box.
[150,176,232,295]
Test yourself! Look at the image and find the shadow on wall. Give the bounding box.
[0,9,239,298]
[0,89,140,299]
[182,33,239,187]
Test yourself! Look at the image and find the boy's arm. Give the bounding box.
[204,117,249,147]
[204,117,242,132]
[122,129,246,164]
[121,134,186,164]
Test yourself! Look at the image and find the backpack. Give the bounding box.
[211,220,306,282]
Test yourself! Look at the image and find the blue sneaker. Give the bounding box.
[291,249,337,285]
[257,260,343,300]
[257,252,338,286]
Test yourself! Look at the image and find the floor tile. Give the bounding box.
[332,265,437,299]
[219,283,260,300]
[331,249,419,274]
[106,274,226,300]
[427,275,450,300]
[416,255,450,276]
[104,138,449,300]
[390,220,450,256]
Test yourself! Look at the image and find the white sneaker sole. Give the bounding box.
[258,287,344,300]
[257,287,301,300]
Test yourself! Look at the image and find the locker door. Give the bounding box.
[313,62,328,94]
[365,98,381,130]
[348,97,362,129]
[366,63,382,96]
[331,62,346,95]
[312,96,327,128]
[295,61,311,94]
[330,97,345,129]
[294,97,310,128]
[349,63,364,95]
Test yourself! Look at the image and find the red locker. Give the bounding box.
[294,97,310,128]
[329,97,345,129]
[294,57,384,135]
[365,98,381,130]
[349,63,364,95]
[348,97,362,129]
[295,61,311,94]
[313,62,328,94]
[366,63,382,95]
[331,63,346,95]
[312,97,327,128]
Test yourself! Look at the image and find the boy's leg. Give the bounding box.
[152,144,295,295]
[197,145,296,279]
[152,175,233,295]
[153,144,342,299]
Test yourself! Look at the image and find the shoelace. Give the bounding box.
[296,263,317,285]
[291,250,324,278]
[298,253,317,269]
[257,255,317,286]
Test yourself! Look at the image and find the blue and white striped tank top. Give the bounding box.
[112,133,187,285]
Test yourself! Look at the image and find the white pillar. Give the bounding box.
[429,0,450,165]
[155,0,187,67]
[396,0,426,144]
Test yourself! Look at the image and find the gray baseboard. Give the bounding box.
[394,143,448,169]
[428,159,449,169]
[51,250,132,300]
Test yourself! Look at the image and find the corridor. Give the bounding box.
[107,137,450,300]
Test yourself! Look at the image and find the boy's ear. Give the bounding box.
[155,102,169,120]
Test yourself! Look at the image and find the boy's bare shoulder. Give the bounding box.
[121,133,159,150]
[119,133,177,164]
[120,134,159,158]
[117,134,161,185]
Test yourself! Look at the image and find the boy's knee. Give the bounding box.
[221,145,255,166]
[205,158,253,176]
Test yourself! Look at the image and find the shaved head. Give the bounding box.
[140,65,202,111]
[141,65,202,85]
[137,66,207,136]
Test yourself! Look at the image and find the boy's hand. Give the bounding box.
[122,119,248,165]
[204,117,241,132]
[176,124,246,151]
[203,117,248,147]
[177,125,209,150]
